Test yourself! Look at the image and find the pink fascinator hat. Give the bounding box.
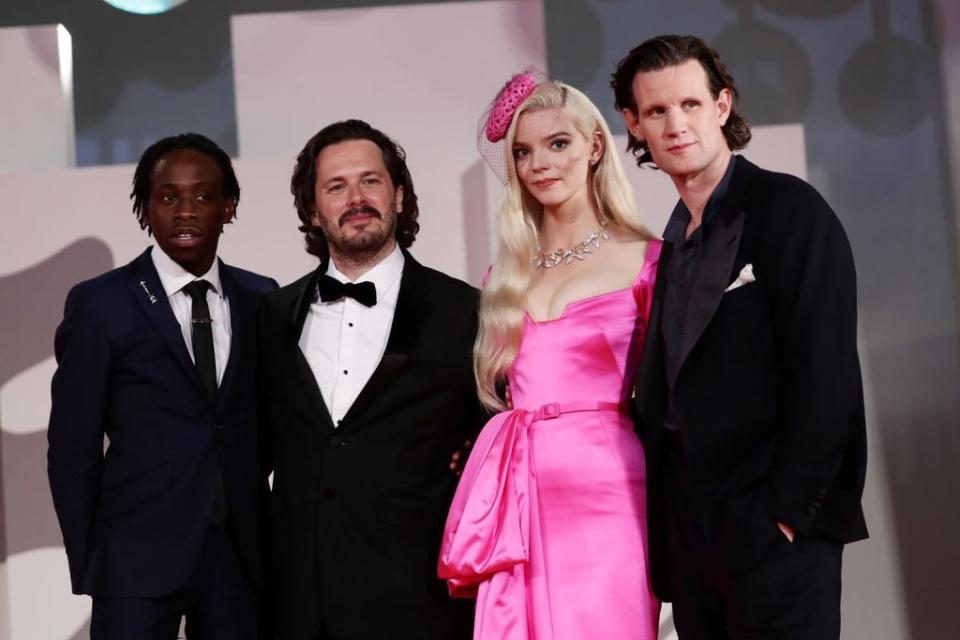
[477,67,547,184]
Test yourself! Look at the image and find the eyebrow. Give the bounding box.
[153,180,217,189]
[642,95,702,109]
[514,130,573,146]
[323,169,384,185]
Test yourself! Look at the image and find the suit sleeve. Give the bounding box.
[257,293,277,482]
[47,283,110,594]
[757,183,863,535]
[462,287,488,433]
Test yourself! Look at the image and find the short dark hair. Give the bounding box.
[611,34,751,167]
[290,119,420,260]
[130,133,240,234]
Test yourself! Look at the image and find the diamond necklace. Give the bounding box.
[534,219,610,268]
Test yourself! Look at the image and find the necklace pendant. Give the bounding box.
[534,219,610,269]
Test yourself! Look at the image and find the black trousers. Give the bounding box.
[664,435,843,640]
[91,524,261,640]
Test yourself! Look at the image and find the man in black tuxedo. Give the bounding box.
[612,36,868,638]
[47,133,277,638]
[260,119,480,639]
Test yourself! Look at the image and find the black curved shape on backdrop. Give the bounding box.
[714,19,814,125]
[838,34,935,135]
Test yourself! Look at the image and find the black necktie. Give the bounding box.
[183,280,218,405]
[316,274,377,307]
[183,279,228,524]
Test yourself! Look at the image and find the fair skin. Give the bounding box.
[621,59,734,240]
[311,139,477,474]
[622,61,796,544]
[311,139,404,280]
[512,108,649,323]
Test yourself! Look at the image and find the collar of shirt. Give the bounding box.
[150,243,224,299]
[663,154,739,245]
[322,243,405,302]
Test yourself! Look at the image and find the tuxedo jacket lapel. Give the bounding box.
[287,267,337,433]
[674,210,744,379]
[673,159,756,383]
[128,249,205,396]
[340,254,426,426]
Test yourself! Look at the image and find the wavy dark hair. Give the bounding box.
[611,34,751,168]
[290,119,420,260]
[130,132,240,235]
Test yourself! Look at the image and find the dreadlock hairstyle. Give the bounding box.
[130,133,240,234]
[290,119,420,261]
[611,34,751,168]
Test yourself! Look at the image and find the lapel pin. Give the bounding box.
[139,280,158,304]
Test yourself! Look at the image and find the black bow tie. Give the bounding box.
[316,274,377,307]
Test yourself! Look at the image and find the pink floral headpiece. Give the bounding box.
[477,67,547,184]
[485,72,538,142]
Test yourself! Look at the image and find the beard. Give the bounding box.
[322,204,397,258]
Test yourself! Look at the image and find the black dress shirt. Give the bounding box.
[661,155,738,431]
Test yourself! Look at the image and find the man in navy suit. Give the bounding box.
[613,36,867,638]
[47,133,277,639]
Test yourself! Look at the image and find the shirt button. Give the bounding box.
[343,369,348,375]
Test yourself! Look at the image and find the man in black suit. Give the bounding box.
[47,133,276,639]
[260,119,480,639]
[612,36,868,638]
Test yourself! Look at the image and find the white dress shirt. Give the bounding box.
[151,244,232,385]
[299,245,405,427]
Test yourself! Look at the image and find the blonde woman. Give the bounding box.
[439,73,661,638]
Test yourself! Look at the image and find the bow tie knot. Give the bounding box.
[317,274,377,307]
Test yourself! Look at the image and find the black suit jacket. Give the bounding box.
[47,247,277,597]
[260,252,481,640]
[633,157,868,600]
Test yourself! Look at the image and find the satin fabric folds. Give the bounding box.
[439,406,533,637]
[439,241,663,640]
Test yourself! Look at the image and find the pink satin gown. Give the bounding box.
[439,241,662,639]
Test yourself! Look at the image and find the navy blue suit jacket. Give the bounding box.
[47,247,277,597]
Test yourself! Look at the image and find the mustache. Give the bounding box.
[338,205,382,227]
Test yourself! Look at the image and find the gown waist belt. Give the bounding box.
[527,400,625,421]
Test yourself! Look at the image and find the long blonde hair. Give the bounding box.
[474,81,653,411]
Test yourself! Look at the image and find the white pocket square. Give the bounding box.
[724,263,755,293]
